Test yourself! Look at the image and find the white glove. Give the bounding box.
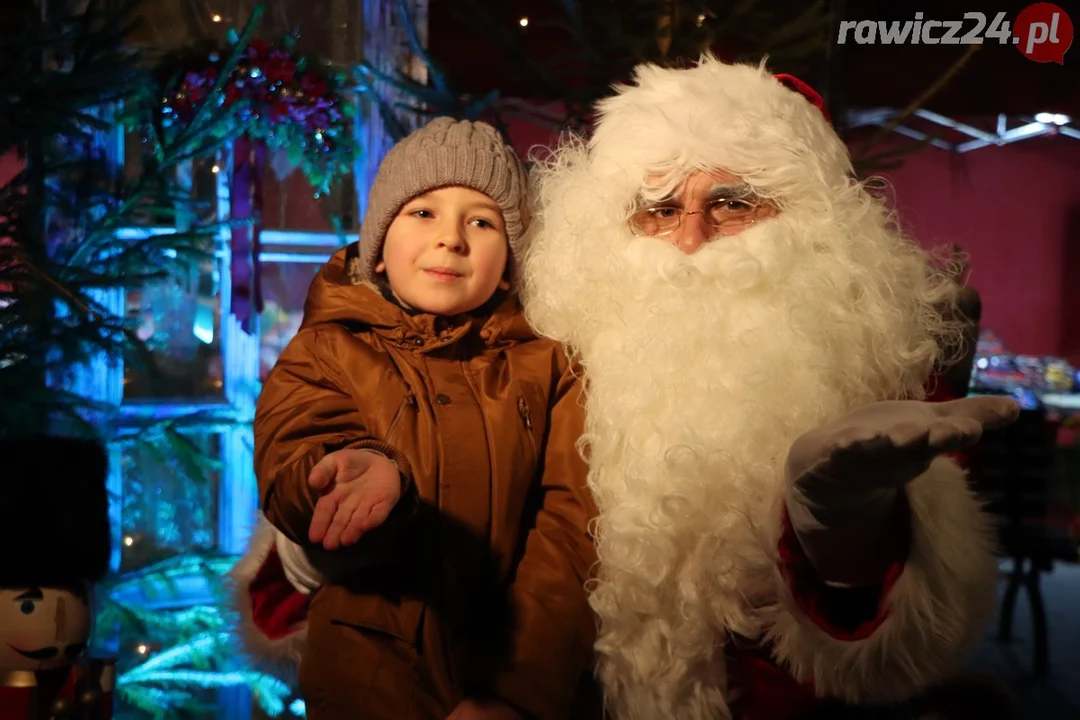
[785,396,1019,585]
[275,529,324,595]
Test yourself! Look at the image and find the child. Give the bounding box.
[248,118,599,720]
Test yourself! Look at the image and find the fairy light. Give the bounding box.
[123,535,134,547]
[136,644,149,655]
[211,164,220,174]
[518,17,529,27]
[211,13,222,22]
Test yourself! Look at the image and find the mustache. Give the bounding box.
[11,644,59,660]
[7,643,86,660]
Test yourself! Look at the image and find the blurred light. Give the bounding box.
[1035,112,1070,125]
[211,13,222,22]
[518,17,529,27]
[136,644,149,655]
[123,535,134,547]
[211,164,220,174]
[697,13,706,25]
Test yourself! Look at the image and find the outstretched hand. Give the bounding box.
[787,396,1020,498]
[308,449,402,550]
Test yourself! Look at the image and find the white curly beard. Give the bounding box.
[523,181,955,719]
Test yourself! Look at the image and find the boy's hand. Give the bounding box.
[307,449,402,550]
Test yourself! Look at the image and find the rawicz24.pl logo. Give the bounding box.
[837,3,1074,64]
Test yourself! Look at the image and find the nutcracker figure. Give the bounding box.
[0,436,116,720]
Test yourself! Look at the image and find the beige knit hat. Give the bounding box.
[347,117,530,289]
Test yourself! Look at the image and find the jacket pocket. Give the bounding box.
[517,395,538,463]
[384,390,416,447]
[516,380,549,464]
[317,584,425,648]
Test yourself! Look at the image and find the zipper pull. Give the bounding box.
[518,397,532,429]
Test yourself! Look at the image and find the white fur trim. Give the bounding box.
[226,514,307,683]
[276,532,324,595]
[764,457,998,704]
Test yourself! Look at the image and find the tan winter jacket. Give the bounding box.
[255,248,600,720]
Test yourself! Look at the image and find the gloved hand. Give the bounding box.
[785,396,1019,585]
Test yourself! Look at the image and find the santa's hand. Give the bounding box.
[308,449,402,550]
[787,396,1019,503]
[785,396,1018,585]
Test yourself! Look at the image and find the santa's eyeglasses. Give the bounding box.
[628,196,767,237]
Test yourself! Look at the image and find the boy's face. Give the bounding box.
[377,186,510,315]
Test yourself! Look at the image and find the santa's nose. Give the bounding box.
[672,216,710,254]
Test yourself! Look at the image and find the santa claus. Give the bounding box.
[517,56,1019,719]
[234,56,1023,720]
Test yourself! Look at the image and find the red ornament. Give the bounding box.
[246,39,271,61]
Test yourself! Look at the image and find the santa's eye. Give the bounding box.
[20,600,36,615]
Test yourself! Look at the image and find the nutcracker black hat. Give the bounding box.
[0,436,111,589]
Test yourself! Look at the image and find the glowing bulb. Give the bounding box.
[211,164,220,173]
[518,17,529,27]
[211,13,222,22]
[136,644,148,655]
[123,536,134,547]
[697,13,706,25]
[1035,112,1071,125]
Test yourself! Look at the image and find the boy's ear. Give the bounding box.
[374,260,386,273]
[498,278,511,291]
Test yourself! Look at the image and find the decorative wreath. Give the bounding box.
[159,31,354,195]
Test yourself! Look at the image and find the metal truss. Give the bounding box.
[847,108,1079,152]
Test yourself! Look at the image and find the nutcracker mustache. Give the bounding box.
[9,644,59,660]
[7,641,86,660]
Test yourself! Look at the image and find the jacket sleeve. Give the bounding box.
[491,360,599,720]
[763,456,998,705]
[255,327,415,569]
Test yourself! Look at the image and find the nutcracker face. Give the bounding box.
[0,586,91,671]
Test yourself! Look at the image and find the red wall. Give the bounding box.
[879,136,1080,363]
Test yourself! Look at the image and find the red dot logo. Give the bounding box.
[1013,3,1074,64]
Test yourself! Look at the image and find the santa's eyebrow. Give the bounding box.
[14,587,44,600]
[704,183,755,201]
[635,182,757,208]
